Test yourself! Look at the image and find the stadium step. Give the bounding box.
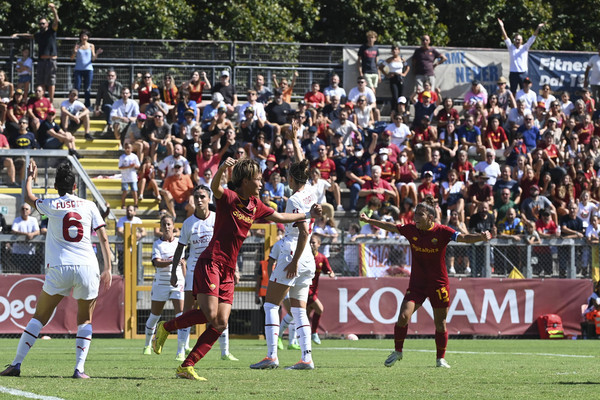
[87,193,160,211]
[0,187,59,195]
[91,178,122,190]
[80,158,119,170]
[75,139,120,151]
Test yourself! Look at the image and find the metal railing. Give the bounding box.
[0,36,346,100]
[0,149,112,218]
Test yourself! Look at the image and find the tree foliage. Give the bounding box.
[0,0,596,51]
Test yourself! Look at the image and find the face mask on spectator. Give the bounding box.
[400,156,407,164]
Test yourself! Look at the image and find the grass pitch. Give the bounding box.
[0,337,598,399]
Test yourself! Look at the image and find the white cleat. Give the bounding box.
[436,358,451,368]
[285,360,315,370]
[384,351,403,367]
[249,357,279,369]
[311,333,321,345]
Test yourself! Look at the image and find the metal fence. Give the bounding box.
[316,236,597,280]
[0,37,346,101]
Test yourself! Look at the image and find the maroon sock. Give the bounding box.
[394,325,408,352]
[182,326,222,367]
[311,312,322,334]
[164,309,207,332]
[435,330,448,359]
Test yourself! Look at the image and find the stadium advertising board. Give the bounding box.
[319,277,590,337]
[0,274,124,334]
[344,47,592,100]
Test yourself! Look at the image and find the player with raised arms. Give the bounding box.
[1,161,112,378]
[168,184,239,361]
[152,151,322,380]
[359,195,491,368]
[142,214,186,359]
[250,156,318,370]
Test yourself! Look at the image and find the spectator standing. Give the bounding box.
[70,30,102,108]
[15,47,33,95]
[498,18,545,94]
[0,70,14,126]
[380,43,410,104]
[411,35,447,91]
[12,3,60,103]
[10,202,40,273]
[0,130,17,186]
[119,142,141,208]
[357,31,381,95]
[94,69,122,128]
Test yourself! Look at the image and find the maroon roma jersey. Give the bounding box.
[200,188,274,269]
[309,252,333,296]
[396,222,457,288]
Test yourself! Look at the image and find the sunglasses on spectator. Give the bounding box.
[154,115,163,119]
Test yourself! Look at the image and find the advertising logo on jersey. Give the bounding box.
[0,277,56,331]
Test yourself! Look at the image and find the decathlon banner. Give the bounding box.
[528,51,594,96]
[0,274,124,334]
[318,277,590,337]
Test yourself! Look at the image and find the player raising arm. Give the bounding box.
[359,195,490,368]
[152,157,321,381]
[1,161,111,379]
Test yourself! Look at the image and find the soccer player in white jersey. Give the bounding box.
[143,214,186,359]
[169,185,239,361]
[250,158,318,370]
[1,161,112,379]
[268,238,299,351]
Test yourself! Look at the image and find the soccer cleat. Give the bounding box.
[436,358,451,368]
[152,321,169,355]
[175,352,186,362]
[72,369,90,379]
[384,351,403,367]
[176,365,207,381]
[143,346,152,355]
[287,343,301,350]
[221,353,239,361]
[285,360,315,370]
[0,363,21,377]
[277,337,284,350]
[249,357,279,369]
[311,333,321,345]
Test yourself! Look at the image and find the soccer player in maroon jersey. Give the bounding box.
[152,157,322,381]
[307,234,335,345]
[359,196,491,368]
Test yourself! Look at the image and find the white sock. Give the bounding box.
[264,302,280,359]
[288,320,297,345]
[175,312,186,354]
[144,313,161,347]
[14,318,44,365]
[218,326,229,356]
[279,313,293,337]
[183,326,191,349]
[291,307,312,363]
[75,323,92,373]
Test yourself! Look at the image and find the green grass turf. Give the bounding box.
[0,337,598,399]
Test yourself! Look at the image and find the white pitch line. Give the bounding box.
[0,386,66,400]
[321,347,595,358]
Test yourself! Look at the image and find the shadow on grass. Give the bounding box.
[557,382,600,385]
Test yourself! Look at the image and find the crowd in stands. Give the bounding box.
[2,20,600,278]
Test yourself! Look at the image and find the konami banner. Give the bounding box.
[318,277,591,337]
[0,274,124,334]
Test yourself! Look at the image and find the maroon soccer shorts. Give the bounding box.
[193,258,235,304]
[404,284,450,309]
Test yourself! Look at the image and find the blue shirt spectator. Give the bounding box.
[420,150,447,183]
[516,116,540,151]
